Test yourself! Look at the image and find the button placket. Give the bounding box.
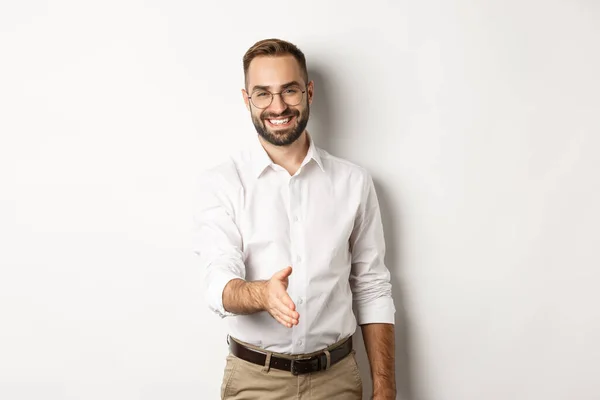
[289,177,300,351]
[290,178,302,267]
[289,176,308,354]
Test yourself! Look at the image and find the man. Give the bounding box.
[195,38,396,399]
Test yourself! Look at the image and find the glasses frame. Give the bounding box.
[248,86,307,109]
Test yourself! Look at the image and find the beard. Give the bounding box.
[251,104,310,146]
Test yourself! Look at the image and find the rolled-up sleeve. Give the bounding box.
[349,172,396,325]
[193,169,245,318]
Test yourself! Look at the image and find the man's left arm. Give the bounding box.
[361,323,396,399]
[349,171,397,400]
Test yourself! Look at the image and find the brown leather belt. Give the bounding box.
[228,337,353,375]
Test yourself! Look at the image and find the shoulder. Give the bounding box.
[198,145,252,187]
[196,154,247,204]
[317,147,373,184]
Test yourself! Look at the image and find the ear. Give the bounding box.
[307,80,315,105]
[242,88,251,111]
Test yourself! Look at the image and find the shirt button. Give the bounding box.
[298,340,303,346]
[294,215,299,222]
[296,255,301,263]
[298,297,304,305]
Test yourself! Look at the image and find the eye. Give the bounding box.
[254,91,269,98]
[284,88,299,94]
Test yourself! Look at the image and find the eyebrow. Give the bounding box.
[251,81,303,92]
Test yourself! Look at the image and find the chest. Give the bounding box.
[236,171,361,270]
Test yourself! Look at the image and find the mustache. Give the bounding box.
[261,109,299,120]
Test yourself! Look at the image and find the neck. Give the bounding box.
[259,131,310,176]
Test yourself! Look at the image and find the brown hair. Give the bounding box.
[243,38,308,87]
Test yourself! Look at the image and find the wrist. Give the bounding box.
[373,381,396,398]
[372,388,396,400]
[254,280,268,311]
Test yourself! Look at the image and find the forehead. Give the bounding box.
[246,55,303,90]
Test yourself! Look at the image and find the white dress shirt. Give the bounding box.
[194,134,395,354]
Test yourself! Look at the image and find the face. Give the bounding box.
[243,55,313,146]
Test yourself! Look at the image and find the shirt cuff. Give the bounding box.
[207,270,241,318]
[354,295,396,325]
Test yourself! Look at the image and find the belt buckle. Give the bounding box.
[290,356,320,375]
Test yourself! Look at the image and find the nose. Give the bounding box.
[268,93,287,114]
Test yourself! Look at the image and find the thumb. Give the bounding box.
[273,266,293,281]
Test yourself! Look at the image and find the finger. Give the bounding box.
[275,299,299,321]
[278,308,299,326]
[271,309,293,328]
[273,266,293,281]
[272,306,293,323]
[277,292,297,313]
[274,314,290,328]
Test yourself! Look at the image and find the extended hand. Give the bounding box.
[261,266,299,328]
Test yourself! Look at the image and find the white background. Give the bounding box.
[1,1,599,399]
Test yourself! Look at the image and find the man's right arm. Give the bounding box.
[194,170,298,326]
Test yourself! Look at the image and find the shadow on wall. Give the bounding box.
[306,66,336,152]
[308,66,414,400]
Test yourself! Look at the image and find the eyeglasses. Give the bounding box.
[248,86,306,109]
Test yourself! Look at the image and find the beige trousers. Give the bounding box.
[221,339,363,399]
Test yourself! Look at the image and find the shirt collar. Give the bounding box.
[251,133,324,179]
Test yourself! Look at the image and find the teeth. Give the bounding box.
[269,118,290,125]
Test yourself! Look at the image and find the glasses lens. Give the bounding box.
[281,88,303,106]
[251,91,273,108]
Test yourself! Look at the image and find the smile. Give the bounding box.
[266,116,295,128]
